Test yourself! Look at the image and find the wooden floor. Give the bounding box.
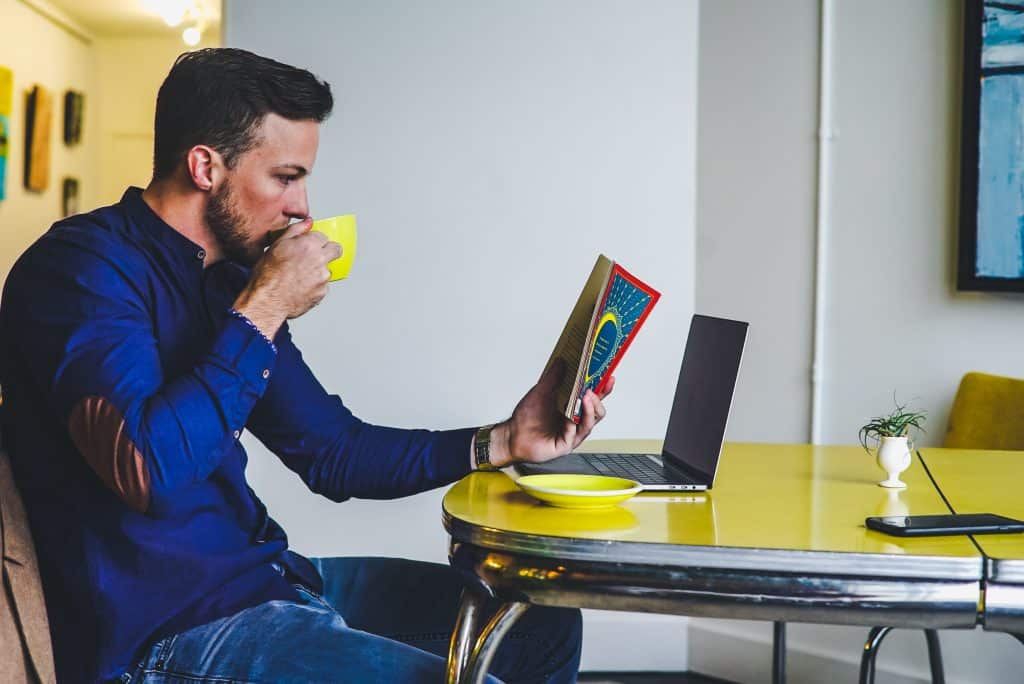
[579,673,739,684]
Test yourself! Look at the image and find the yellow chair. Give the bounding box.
[860,372,1024,684]
[944,372,1024,450]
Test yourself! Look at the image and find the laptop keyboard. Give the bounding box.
[581,452,676,484]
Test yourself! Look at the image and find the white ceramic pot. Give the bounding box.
[876,435,911,489]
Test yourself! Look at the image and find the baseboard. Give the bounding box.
[686,621,931,684]
[580,610,690,672]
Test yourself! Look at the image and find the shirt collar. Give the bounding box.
[119,186,209,267]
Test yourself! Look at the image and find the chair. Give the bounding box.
[943,372,1024,450]
[0,447,57,684]
[859,371,1024,683]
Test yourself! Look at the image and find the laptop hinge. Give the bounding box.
[661,451,712,484]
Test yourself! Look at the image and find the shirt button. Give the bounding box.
[261,369,270,379]
[233,430,241,439]
[196,249,206,260]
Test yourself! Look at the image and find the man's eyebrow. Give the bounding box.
[274,164,309,176]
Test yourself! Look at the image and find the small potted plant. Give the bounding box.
[858,399,927,489]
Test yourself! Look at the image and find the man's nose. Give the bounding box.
[286,184,310,220]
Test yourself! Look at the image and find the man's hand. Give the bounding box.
[486,361,614,469]
[232,219,342,339]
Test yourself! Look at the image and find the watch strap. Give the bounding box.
[474,424,498,471]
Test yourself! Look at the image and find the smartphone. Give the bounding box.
[865,513,1024,537]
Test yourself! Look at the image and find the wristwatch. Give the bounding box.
[474,424,498,471]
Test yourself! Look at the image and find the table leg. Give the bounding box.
[924,629,945,684]
[447,589,487,684]
[858,626,893,684]
[445,589,530,684]
[772,621,786,684]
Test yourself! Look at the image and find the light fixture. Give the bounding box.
[182,25,201,46]
[144,0,192,27]
[144,0,216,47]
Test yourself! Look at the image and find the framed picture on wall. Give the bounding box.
[0,66,11,202]
[63,90,84,145]
[959,0,1024,291]
[62,177,79,217]
[24,84,52,193]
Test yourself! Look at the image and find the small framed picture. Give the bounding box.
[63,90,84,145]
[24,85,52,192]
[62,177,79,217]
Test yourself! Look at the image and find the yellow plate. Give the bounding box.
[514,474,642,509]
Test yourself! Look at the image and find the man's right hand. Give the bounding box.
[231,219,343,339]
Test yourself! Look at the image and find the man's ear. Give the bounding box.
[185,145,222,192]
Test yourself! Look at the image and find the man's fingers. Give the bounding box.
[283,217,313,237]
[324,241,343,261]
[598,376,615,400]
[578,390,599,433]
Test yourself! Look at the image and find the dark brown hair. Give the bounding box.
[152,48,333,180]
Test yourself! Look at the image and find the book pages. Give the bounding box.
[546,255,613,419]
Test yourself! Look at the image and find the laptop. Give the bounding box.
[516,314,748,491]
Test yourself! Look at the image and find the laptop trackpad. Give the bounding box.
[516,453,601,476]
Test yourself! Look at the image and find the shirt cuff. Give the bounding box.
[212,314,279,394]
[431,427,477,483]
[228,308,278,355]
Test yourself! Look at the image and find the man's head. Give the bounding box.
[152,48,333,265]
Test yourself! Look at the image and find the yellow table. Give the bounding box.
[443,441,984,683]
[919,448,1024,635]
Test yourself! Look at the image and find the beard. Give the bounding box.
[205,180,264,267]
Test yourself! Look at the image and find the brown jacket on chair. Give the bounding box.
[1,449,56,684]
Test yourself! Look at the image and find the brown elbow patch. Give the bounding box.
[68,396,150,512]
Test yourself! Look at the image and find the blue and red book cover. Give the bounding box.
[570,262,660,421]
[546,255,659,423]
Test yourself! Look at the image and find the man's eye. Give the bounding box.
[277,175,297,185]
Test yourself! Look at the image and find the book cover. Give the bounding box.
[546,255,660,423]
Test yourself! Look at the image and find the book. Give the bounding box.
[547,254,660,423]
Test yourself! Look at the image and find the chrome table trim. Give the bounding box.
[447,542,982,630]
[444,513,983,582]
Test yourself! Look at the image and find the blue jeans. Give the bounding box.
[122,557,582,683]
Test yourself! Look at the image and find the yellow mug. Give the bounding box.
[310,214,357,281]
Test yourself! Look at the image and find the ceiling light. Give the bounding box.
[182,25,201,47]
[145,0,192,28]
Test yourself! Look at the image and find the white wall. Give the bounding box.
[0,0,98,279]
[696,1,1024,682]
[226,0,698,671]
[822,0,1024,449]
[94,34,219,207]
[696,0,820,444]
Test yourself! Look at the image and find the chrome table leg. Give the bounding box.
[463,602,530,684]
[924,629,945,684]
[859,626,893,684]
[772,621,786,684]
[445,588,530,684]
[446,589,486,684]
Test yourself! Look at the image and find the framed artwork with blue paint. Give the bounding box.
[958,0,1024,291]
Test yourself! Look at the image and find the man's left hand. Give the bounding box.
[486,362,614,469]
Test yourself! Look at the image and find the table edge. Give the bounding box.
[443,511,983,581]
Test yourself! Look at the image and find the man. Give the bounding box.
[0,48,611,683]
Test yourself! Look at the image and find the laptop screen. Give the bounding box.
[660,315,748,483]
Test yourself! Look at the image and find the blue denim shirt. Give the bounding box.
[0,188,474,683]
